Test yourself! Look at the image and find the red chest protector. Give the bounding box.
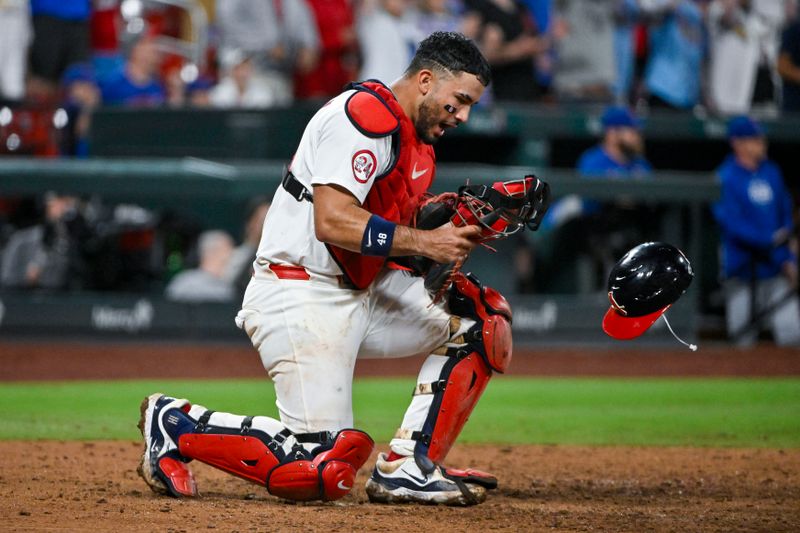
[327,81,436,289]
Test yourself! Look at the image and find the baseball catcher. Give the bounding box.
[137,31,549,507]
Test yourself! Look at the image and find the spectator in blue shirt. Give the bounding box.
[100,34,166,107]
[713,116,800,346]
[575,105,653,289]
[547,106,651,222]
[578,105,652,179]
[521,106,653,293]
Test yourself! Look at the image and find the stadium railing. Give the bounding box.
[0,157,717,345]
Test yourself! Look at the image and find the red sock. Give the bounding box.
[386,451,405,462]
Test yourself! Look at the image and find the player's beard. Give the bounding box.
[618,137,643,161]
[415,98,441,145]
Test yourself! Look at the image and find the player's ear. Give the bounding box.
[417,69,434,96]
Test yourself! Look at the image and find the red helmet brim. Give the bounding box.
[602,304,671,340]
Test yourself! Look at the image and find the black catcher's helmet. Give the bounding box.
[603,242,694,340]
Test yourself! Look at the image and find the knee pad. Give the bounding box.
[268,429,374,501]
[268,458,357,501]
[447,272,513,373]
[179,413,373,502]
[396,273,513,464]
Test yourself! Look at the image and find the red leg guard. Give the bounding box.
[426,353,492,462]
[178,429,374,502]
[406,353,499,490]
[405,272,512,465]
[157,455,198,497]
[178,433,280,486]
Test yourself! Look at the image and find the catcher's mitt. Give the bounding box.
[401,174,551,297]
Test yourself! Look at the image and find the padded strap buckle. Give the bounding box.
[294,430,335,445]
[268,428,292,453]
[195,410,215,432]
[394,428,431,445]
[281,168,314,203]
[413,380,447,396]
[466,326,483,342]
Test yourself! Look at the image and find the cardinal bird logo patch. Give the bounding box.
[352,150,377,183]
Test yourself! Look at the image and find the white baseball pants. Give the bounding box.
[236,268,453,434]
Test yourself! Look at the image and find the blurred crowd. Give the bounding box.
[3,0,800,118]
[0,190,270,303]
[3,0,800,158]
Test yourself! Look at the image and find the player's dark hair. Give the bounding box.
[405,32,492,87]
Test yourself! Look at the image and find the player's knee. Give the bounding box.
[444,272,513,373]
[267,459,357,501]
[267,429,374,502]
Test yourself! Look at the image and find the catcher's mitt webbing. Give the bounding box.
[458,184,528,210]
[453,175,551,239]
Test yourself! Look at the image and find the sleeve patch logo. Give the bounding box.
[352,150,377,183]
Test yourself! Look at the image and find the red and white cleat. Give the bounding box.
[137,393,198,497]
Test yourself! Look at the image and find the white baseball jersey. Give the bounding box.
[254,90,394,277]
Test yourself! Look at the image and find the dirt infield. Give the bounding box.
[2,442,798,532]
[1,341,799,531]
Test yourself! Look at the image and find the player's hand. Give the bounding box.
[421,224,482,264]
